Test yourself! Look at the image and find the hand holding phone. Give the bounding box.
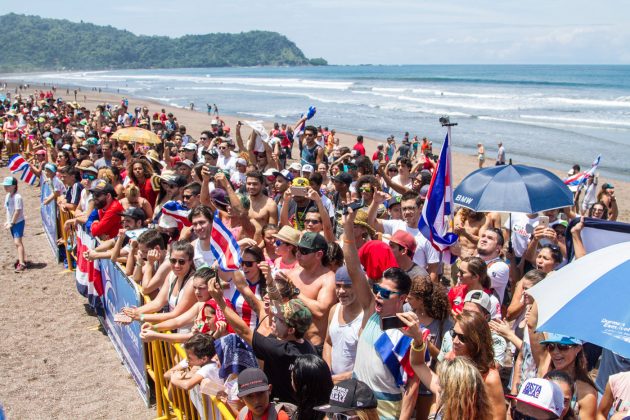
[290,186,308,197]
[381,316,406,330]
[538,215,549,229]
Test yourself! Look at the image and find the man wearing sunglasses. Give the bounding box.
[342,209,416,420]
[87,179,123,240]
[287,232,336,352]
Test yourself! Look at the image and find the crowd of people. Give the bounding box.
[2,86,628,420]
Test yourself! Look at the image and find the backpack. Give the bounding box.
[237,401,297,420]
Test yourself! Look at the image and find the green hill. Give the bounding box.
[0,13,327,72]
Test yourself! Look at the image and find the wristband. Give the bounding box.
[140,314,145,322]
[411,339,426,353]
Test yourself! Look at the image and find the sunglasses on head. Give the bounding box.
[545,343,575,352]
[450,328,468,343]
[169,258,188,266]
[242,261,257,268]
[372,283,401,299]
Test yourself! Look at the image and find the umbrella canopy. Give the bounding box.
[453,164,573,214]
[527,241,630,358]
[111,127,161,145]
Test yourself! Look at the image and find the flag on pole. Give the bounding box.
[418,133,459,253]
[564,154,601,191]
[8,154,39,186]
[210,210,242,271]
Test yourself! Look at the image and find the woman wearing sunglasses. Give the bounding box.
[224,246,266,331]
[122,241,197,332]
[272,225,300,271]
[539,334,597,420]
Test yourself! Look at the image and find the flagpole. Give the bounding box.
[438,116,457,279]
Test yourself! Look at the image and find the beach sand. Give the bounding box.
[1,83,629,418]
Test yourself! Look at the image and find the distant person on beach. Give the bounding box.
[477,142,485,168]
[496,141,506,165]
[353,135,366,156]
[3,176,27,273]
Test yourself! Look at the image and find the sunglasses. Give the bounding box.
[82,173,96,180]
[304,219,321,225]
[298,247,318,255]
[450,329,468,343]
[169,258,188,266]
[545,343,575,352]
[242,261,257,268]
[200,137,208,140]
[388,168,398,173]
[372,283,401,300]
[359,186,373,193]
[275,240,288,246]
[182,194,195,200]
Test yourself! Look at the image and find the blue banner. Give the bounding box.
[98,258,150,406]
[39,177,60,261]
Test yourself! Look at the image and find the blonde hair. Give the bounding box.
[354,409,379,420]
[98,167,114,184]
[125,184,140,199]
[437,357,492,420]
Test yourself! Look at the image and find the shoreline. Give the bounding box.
[3,81,629,221]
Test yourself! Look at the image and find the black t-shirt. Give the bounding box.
[252,331,317,403]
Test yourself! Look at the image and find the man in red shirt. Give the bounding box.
[353,135,366,156]
[89,179,123,240]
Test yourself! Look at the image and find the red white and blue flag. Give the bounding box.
[75,224,104,308]
[210,210,242,271]
[8,154,39,186]
[564,154,601,191]
[161,201,192,227]
[418,133,459,253]
[375,331,415,387]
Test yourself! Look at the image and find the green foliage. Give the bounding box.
[0,14,327,72]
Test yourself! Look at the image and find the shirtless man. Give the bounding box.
[288,232,337,351]
[245,170,278,237]
[453,208,492,258]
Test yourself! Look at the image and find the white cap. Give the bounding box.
[61,144,72,151]
[262,168,276,177]
[75,131,86,139]
[158,214,179,229]
[302,164,314,174]
[211,119,219,125]
[183,143,197,151]
[464,290,493,314]
[288,162,302,171]
[514,378,564,419]
[236,158,247,166]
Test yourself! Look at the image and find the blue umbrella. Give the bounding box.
[527,242,630,358]
[453,164,574,214]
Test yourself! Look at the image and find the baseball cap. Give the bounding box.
[512,378,564,419]
[2,176,17,186]
[118,207,146,221]
[75,131,86,139]
[44,163,57,173]
[35,149,47,156]
[236,158,247,166]
[332,172,353,185]
[389,230,417,255]
[335,266,352,285]
[160,174,188,188]
[158,214,179,229]
[288,162,302,172]
[302,164,314,174]
[183,143,197,151]
[51,127,62,135]
[419,185,430,200]
[237,368,270,397]
[272,169,294,182]
[387,195,402,208]
[602,182,614,190]
[298,232,328,252]
[262,168,277,178]
[539,333,583,346]
[89,179,116,197]
[176,159,194,169]
[61,144,72,151]
[464,290,493,314]
[276,299,312,335]
[292,177,310,188]
[314,378,377,413]
[210,188,229,207]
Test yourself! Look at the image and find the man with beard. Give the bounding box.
[287,232,336,352]
[246,170,278,237]
[88,179,123,240]
[342,209,416,420]
[476,227,510,305]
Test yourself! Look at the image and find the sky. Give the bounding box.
[5,0,630,65]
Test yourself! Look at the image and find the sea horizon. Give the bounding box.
[3,64,629,181]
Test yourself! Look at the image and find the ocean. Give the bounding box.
[5,65,630,180]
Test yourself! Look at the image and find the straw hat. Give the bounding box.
[353,209,376,237]
[272,225,300,247]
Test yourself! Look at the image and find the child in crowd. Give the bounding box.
[236,368,291,420]
[3,176,27,272]
[165,333,221,395]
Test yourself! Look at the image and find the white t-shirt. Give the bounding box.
[504,213,539,258]
[382,219,440,269]
[178,359,222,382]
[217,154,236,173]
[389,175,413,198]
[5,193,25,224]
[192,238,216,269]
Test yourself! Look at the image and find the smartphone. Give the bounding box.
[204,165,219,176]
[538,215,549,229]
[381,316,405,330]
[291,186,308,197]
[343,200,364,215]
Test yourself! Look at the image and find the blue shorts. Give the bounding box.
[10,220,25,238]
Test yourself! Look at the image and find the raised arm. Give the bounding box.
[208,277,254,346]
[366,190,388,233]
[307,188,334,242]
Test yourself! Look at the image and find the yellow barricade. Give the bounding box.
[57,207,76,271]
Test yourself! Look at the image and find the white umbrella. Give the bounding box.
[527,241,630,357]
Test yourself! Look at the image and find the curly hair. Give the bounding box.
[410,276,451,321]
[127,157,153,185]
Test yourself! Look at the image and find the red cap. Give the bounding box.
[389,230,417,255]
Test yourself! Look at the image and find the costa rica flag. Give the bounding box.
[210,210,242,271]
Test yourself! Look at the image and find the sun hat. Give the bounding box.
[353,209,376,237]
[389,230,417,255]
[512,378,564,419]
[314,378,377,413]
[237,368,270,398]
[272,225,300,247]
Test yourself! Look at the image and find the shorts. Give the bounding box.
[478,154,485,162]
[10,220,25,238]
